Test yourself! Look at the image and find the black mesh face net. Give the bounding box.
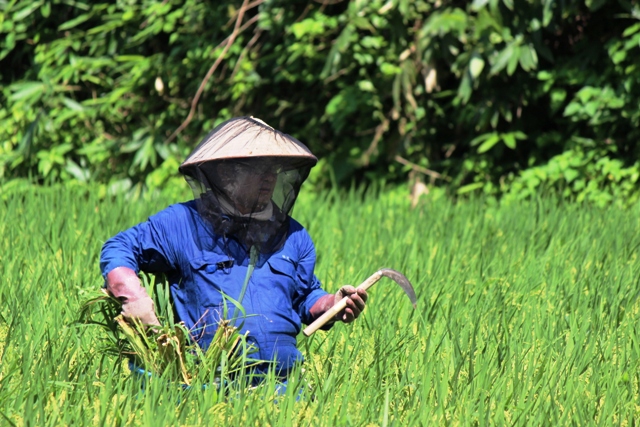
[182,156,313,254]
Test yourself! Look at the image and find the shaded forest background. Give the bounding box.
[1,0,639,205]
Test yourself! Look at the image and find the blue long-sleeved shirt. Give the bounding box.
[100,200,329,374]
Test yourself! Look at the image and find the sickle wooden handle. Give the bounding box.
[302,271,384,337]
[303,269,417,337]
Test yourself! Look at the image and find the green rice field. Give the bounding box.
[1,185,640,426]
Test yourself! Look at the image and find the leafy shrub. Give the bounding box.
[1,0,639,202]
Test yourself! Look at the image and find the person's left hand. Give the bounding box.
[334,285,368,323]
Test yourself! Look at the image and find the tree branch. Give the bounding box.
[394,155,447,181]
[362,109,393,166]
[165,0,264,144]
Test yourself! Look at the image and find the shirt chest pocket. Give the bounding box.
[190,258,218,275]
[265,257,298,302]
[189,257,226,277]
[189,255,237,276]
[187,256,233,308]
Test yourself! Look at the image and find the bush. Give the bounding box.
[1,0,639,202]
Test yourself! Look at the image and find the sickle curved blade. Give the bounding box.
[378,268,417,308]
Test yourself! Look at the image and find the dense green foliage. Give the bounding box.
[1,186,640,425]
[1,0,640,202]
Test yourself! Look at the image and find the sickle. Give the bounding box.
[302,268,417,337]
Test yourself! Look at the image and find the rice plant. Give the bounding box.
[78,286,259,388]
[1,184,639,426]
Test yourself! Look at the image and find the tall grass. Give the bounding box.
[1,185,639,425]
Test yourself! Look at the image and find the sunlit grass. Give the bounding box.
[1,185,639,426]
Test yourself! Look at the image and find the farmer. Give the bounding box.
[100,116,368,379]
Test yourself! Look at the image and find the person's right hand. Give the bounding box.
[106,267,161,326]
[121,296,161,326]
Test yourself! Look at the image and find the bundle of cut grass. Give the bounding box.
[78,286,260,387]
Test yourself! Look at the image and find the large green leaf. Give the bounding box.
[9,82,45,101]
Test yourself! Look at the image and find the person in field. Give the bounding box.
[100,116,367,379]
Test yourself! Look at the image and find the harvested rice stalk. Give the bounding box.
[78,288,258,386]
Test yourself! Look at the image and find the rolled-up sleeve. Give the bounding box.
[100,207,178,279]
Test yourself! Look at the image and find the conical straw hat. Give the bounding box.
[180,116,317,170]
